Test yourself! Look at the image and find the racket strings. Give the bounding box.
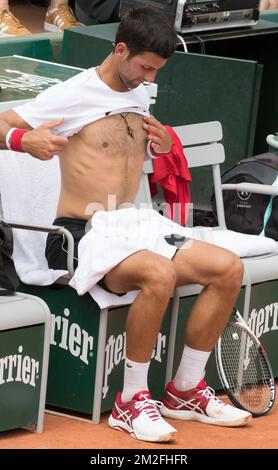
[219,323,272,414]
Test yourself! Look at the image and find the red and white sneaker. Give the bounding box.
[108,390,177,442]
[161,380,252,427]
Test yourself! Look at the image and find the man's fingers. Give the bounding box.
[51,135,68,146]
[47,142,68,154]
[43,154,54,160]
[144,123,164,136]
[148,134,160,144]
[144,115,162,128]
[39,118,64,130]
[147,122,172,154]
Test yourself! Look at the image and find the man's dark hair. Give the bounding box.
[115,6,177,59]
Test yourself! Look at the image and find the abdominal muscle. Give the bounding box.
[56,113,148,220]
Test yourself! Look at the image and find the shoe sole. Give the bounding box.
[108,415,176,442]
[44,21,82,32]
[160,405,252,427]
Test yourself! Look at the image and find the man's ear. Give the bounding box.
[114,42,129,59]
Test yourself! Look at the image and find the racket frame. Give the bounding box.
[215,308,276,416]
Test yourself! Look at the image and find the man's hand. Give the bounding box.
[21,118,68,160]
[143,115,172,154]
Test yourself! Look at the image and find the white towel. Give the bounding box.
[69,208,178,308]
[195,227,278,257]
[69,208,277,309]
[0,150,67,284]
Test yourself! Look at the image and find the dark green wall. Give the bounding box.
[0,35,54,61]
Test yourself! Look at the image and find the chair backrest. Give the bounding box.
[134,120,227,228]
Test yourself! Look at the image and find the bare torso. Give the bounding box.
[57,112,147,220]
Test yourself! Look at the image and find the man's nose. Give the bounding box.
[144,71,156,83]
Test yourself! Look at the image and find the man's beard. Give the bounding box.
[118,71,141,90]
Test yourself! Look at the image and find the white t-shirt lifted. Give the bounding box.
[14,67,150,137]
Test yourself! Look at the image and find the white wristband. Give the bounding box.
[5,128,17,150]
[147,140,158,160]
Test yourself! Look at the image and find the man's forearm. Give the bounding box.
[0,111,68,160]
[0,119,13,150]
[0,109,30,151]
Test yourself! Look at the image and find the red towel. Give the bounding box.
[148,125,191,226]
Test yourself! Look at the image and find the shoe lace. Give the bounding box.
[0,8,26,30]
[134,398,162,421]
[198,386,226,408]
[55,5,79,26]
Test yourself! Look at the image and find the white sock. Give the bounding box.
[174,344,211,391]
[121,358,150,403]
[48,0,67,11]
[47,7,59,15]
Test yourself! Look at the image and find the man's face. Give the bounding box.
[115,44,167,89]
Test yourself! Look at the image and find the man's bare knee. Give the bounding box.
[229,256,244,289]
[142,259,177,299]
[216,253,244,291]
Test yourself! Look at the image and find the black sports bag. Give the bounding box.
[212,152,278,241]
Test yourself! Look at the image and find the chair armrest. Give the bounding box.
[1,219,75,278]
[222,182,278,197]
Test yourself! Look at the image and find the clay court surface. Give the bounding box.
[1,388,277,450]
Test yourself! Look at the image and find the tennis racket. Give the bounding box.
[215,307,276,416]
